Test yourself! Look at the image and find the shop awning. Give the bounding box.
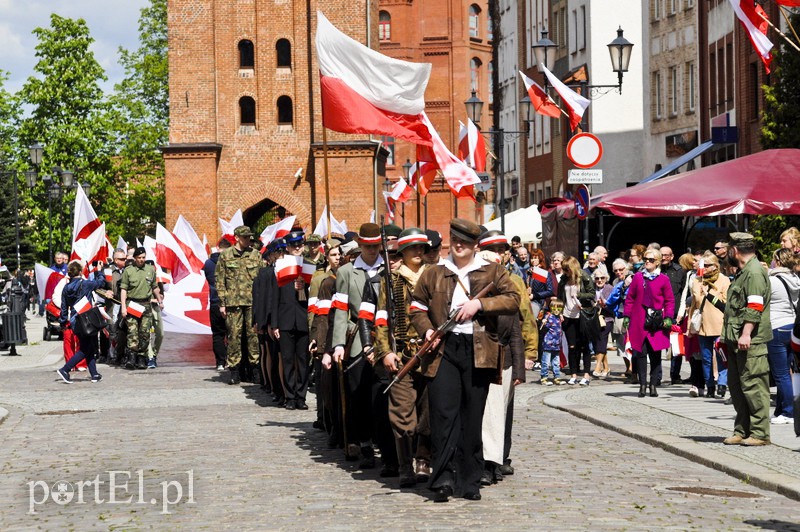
[592,149,800,218]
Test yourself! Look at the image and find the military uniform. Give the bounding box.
[722,237,772,444]
[215,227,262,379]
[120,262,158,369]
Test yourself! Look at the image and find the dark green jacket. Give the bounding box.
[722,256,773,348]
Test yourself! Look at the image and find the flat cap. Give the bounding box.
[729,232,754,246]
[450,218,481,243]
[340,240,359,255]
[285,229,305,243]
[234,225,254,237]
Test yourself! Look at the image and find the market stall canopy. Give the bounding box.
[592,149,800,218]
[483,204,543,243]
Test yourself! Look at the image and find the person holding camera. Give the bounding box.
[623,248,675,397]
[56,261,106,384]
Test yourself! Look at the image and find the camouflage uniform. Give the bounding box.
[120,263,157,366]
[215,230,262,370]
[722,245,773,443]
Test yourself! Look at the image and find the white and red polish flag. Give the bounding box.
[35,263,64,302]
[382,191,396,220]
[532,266,549,284]
[73,296,93,315]
[127,301,145,318]
[316,11,433,145]
[519,71,563,119]
[417,112,481,200]
[313,208,347,237]
[173,215,209,270]
[390,178,414,204]
[72,223,109,274]
[144,236,173,285]
[260,216,296,248]
[275,255,303,287]
[301,262,316,284]
[71,185,102,251]
[202,234,211,256]
[541,64,590,132]
[729,0,773,72]
[408,159,439,196]
[219,210,244,245]
[457,119,487,173]
[155,223,194,284]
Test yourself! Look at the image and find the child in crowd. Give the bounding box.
[540,299,565,386]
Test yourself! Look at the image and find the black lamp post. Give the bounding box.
[4,142,44,270]
[402,159,414,229]
[607,27,634,93]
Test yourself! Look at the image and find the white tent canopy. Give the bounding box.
[482,204,543,243]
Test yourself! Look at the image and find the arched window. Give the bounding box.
[469,5,481,38]
[470,57,482,92]
[239,96,256,126]
[238,40,254,69]
[277,96,293,125]
[276,39,291,68]
[379,11,391,41]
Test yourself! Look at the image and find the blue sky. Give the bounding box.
[0,0,150,95]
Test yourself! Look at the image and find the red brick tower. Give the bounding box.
[163,0,387,240]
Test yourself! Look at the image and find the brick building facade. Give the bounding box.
[163,0,387,241]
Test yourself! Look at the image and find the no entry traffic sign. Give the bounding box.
[566,133,603,169]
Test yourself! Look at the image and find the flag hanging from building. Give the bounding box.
[316,11,433,145]
[541,64,590,132]
[458,119,487,173]
[519,71,563,119]
[729,0,773,72]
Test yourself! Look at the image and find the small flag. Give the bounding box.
[275,255,303,287]
[532,266,549,284]
[74,296,93,315]
[541,63,590,131]
[127,301,146,318]
[301,262,316,285]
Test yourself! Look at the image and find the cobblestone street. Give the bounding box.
[1,330,799,530]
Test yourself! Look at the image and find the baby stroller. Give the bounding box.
[43,300,63,341]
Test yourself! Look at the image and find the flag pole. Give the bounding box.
[321,111,332,240]
[778,6,800,49]
[415,154,421,226]
[758,9,800,53]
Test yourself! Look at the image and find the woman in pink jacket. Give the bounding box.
[623,248,675,397]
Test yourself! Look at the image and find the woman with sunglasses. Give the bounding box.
[623,249,675,397]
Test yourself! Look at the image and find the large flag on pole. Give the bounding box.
[541,64,590,132]
[316,11,433,145]
[173,215,209,268]
[417,112,480,200]
[729,0,773,72]
[457,119,487,173]
[260,216,296,247]
[72,185,102,247]
[155,223,194,284]
[313,208,347,237]
[519,70,563,119]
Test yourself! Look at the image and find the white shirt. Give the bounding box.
[353,255,384,279]
[442,254,489,335]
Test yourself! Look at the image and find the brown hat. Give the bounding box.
[450,218,481,243]
[358,223,382,245]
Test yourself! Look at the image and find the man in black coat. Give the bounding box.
[203,238,231,371]
[270,230,311,410]
[661,246,685,385]
[253,239,285,401]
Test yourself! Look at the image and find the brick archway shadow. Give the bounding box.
[239,182,312,233]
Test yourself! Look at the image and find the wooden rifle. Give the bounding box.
[384,281,495,393]
[379,216,397,354]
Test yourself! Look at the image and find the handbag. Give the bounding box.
[644,308,664,332]
[688,293,708,335]
[73,307,107,337]
[579,304,601,341]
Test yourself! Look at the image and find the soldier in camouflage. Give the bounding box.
[215,225,262,385]
[120,247,162,370]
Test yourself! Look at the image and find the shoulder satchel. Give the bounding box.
[642,275,664,332]
[688,290,707,335]
[71,285,107,337]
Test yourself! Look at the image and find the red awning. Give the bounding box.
[593,149,800,218]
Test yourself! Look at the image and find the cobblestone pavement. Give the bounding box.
[2,354,800,531]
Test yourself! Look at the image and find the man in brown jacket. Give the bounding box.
[409,218,520,503]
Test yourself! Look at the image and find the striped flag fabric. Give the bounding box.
[331,292,349,311]
[729,0,773,72]
[541,64,590,132]
[275,255,303,287]
[127,301,146,318]
[519,70,563,119]
[532,266,549,284]
[73,296,93,314]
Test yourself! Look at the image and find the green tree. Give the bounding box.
[755,16,800,260]
[106,0,168,243]
[16,14,114,259]
[0,71,35,271]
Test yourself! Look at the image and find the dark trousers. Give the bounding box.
[428,333,492,496]
[62,333,99,377]
[265,335,284,398]
[372,368,398,467]
[279,329,309,402]
[634,338,662,386]
[564,317,591,375]
[346,354,375,445]
[670,354,683,383]
[209,305,227,367]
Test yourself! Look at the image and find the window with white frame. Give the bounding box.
[687,61,696,111]
[469,5,480,38]
[654,71,662,119]
[379,11,391,41]
[670,66,678,115]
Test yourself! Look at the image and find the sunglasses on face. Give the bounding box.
[613,268,625,272]
[644,257,657,263]
[714,246,726,250]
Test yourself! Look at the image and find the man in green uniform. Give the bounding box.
[215,225,262,385]
[721,232,772,446]
[120,247,162,370]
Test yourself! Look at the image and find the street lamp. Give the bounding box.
[464,94,528,235]
[4,142,44,270]
[532,30,557,74]
[607,27,634,93]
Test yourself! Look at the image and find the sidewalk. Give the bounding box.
[0,312,64,371]
[544,376,800,502]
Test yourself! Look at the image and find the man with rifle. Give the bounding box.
[373,227,432,488]
[331,223,391,468]
[408,218,520,503]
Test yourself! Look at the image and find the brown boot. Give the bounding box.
[415,458,431,483]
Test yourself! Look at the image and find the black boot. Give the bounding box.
[649,384,658,397]
[251,363,262,386]
[359,445,376,469]
[707,384,716,399]
[228,366,241,385]
[638,384,646,398]
[716,385,727,399]
[125,354,136,370]
[135,354,148,369]
[396,436,416,488]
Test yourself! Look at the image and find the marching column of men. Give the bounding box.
[218,218,536,503]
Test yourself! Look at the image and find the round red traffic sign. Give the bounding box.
[566,133,603,169]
